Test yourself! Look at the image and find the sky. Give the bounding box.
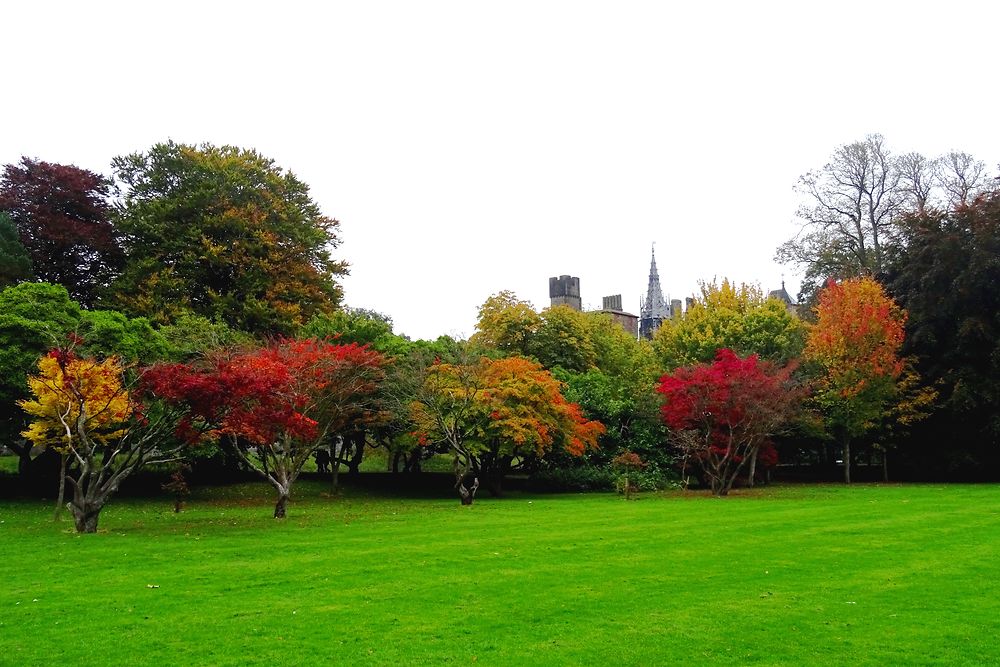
[5,1,1000,340]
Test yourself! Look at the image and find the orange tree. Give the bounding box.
[804,277,906,483]
[19,346,191,533]
[410,356,604,503]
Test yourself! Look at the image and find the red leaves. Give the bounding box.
[658,349,801,494]
[143,338,385,446]
[659,349,795,433]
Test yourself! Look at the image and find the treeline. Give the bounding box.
[1,134,997,535]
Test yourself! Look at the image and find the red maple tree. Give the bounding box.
[658,349,801,496]
[145,338,385,517]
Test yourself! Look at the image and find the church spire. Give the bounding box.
[639,243,670,339]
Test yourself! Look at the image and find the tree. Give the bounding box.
[658,349,801,496]
[529,305,596,373]
[0,283,81,478]
[148,339,385,517]
[586,311,656,382]
[157,314,255,362]
[886,194,1000,473]
[0,283,171,482]
[653,279,806,370]
[0,212,32,287]
[804,277,906,483]
[19,346,190,532]
[300,308,397,350]
[78,309,169,364]
[470,291,540,356]
[935,151,991,207]
[0,157,119,306]
[410,356,604,502]
[779,134,903,282]
[776,135,994,303]
[896,151,936,215]
[110,141,346,335]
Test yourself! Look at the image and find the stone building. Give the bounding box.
[548,275,639,338]
[599,294,639,339]
[548,275,581,311]
[768,281,799,315]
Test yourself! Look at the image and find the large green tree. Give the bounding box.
[110,141,346,335]
[0,212,32,287]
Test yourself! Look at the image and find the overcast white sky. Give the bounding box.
[5,1,999,340]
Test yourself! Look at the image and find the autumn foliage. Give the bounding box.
[804,277,906,483]
[658,349,801,495]
[20,351,132,449]
[0,157,119,306]
[145,338,385,517]
[18,345,190,533]
[410,355,604,501]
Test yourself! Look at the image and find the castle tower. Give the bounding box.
[549,275,582,311]
[639,245,670,339]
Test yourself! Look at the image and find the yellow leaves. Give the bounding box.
[18,354,132,450]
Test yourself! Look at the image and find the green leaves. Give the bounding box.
[653,279,806,370]
[110,141,346,335]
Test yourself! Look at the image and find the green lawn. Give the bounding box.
[1,481,998,665]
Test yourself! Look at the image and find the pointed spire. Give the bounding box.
[640,243,670,339]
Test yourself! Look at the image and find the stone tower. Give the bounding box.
[549,275,582,311]
[639,245,670,339]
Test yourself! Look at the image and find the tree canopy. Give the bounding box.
[653,279,805,370]
[887,193,1000,469]
[110,141,347,335]
[804,277,907,483]
[0,157,120,307]
[0,212,32,287]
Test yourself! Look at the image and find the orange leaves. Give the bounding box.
[806,278,906,380]
[416,355,604,459]
[805,277,907,436]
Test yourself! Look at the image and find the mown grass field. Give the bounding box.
[1,479,998,666]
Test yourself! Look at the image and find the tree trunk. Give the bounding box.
[346,432,364,476]
[274,494,289,519]
[882,450,889,483]
[53,453,68,521]
[747,448,758,488]
[16,447,31,480]
[458,478,479,505]
[843,435,852,485]
[70,500,103,533]
[330,435,344,494]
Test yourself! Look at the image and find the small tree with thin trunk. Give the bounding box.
[410,356,603,503]
[804,278,906,483]
[658,349,801,496]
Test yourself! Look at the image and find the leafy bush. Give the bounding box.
[529,465,616,492]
